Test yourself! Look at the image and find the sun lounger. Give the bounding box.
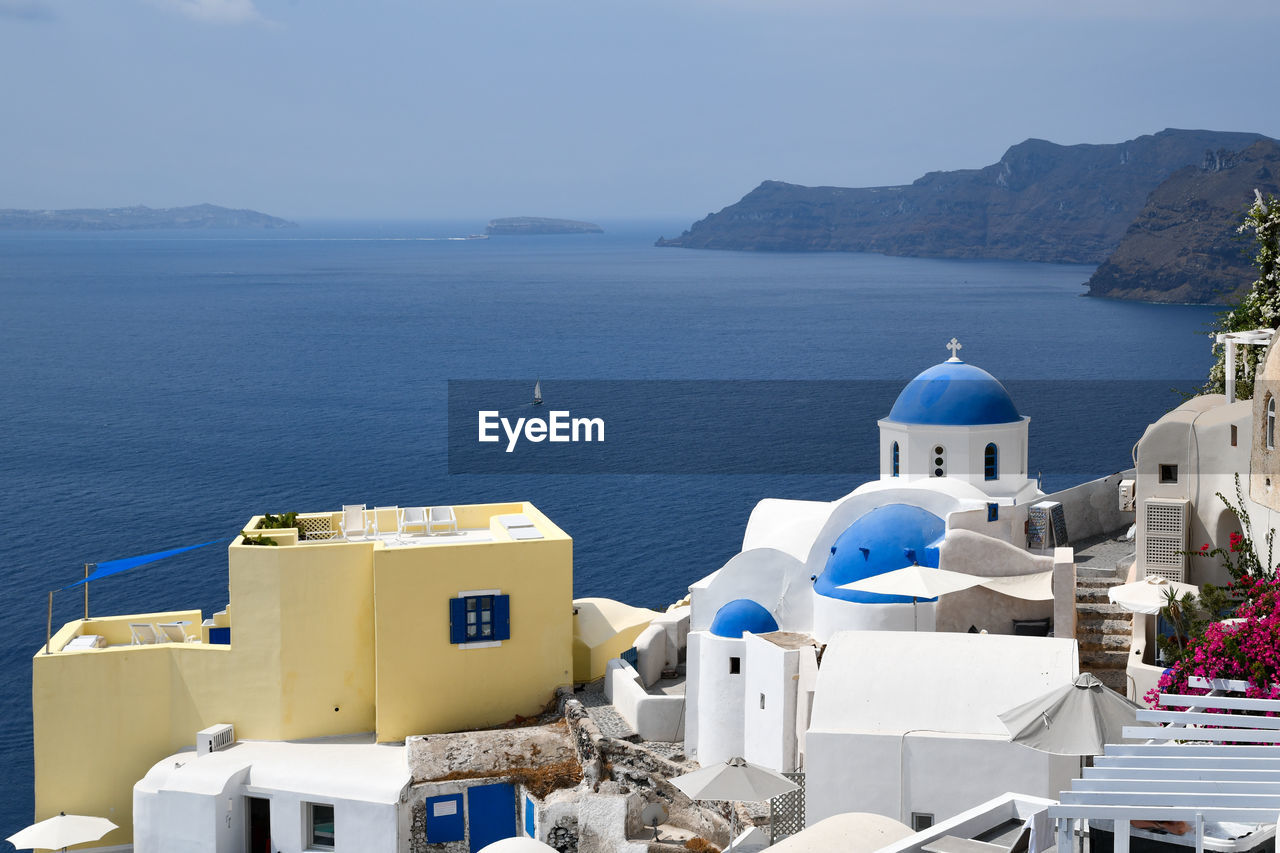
[338,504,370,540]
[63,634,105,651]
[130,623,161,645]
[398,506,429,539]
[428,505,458,535]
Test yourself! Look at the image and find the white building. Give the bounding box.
[134,738,410,853]
[684,343,1062,775]
[805,631,1079,828]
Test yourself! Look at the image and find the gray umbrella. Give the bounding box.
[672,757,799,845]
[997,672,1153,756]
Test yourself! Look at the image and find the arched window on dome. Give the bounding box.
[930,445,946,478]
[891,442,900,477]
[984,443,998,481]
[1269,396,1276,450]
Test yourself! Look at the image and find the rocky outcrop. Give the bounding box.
[0,203,295,230]
[1086,139,1280,304]
[656,129,1270,264]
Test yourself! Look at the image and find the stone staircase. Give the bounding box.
[1074,557,1134,694]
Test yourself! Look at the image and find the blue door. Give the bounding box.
[467,782,516,851]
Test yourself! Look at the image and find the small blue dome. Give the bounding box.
[887,359,1021,426]
[710,599,779,638]
[816,504,946,604]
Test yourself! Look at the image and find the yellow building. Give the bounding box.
[32,501,573,848]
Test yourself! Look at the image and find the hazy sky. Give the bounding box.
[3,0,1279,221]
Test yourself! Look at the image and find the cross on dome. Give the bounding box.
[946,337,963,362]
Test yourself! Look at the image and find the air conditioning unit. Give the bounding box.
[1143,497,1189,581]
[197,723,235,756]
[1119,479,1136,512]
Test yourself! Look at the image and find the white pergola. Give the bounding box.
[1050,677,1280,853]
[1216,329,1275,404]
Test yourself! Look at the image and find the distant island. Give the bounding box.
[486,217,603,236]
[0,203,296,231]
[657,128,1275,303]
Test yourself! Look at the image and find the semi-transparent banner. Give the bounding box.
[447,379,1203,475]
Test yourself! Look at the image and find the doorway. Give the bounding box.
[247,796,271,853]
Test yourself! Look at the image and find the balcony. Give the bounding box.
[236,503,552,549]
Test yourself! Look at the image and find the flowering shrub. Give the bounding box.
[1206,190,1280,399]
[1148,573,1280,705]
[1149,476,1280,706]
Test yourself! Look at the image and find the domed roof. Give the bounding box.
[887,359,1021,426]
[815,504,946,603]
[710,599,779,638]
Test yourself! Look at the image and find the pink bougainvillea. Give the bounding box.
[1148,574,1280,707]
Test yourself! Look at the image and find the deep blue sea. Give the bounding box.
[0,221,1219,838]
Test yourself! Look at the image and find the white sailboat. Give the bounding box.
[532,380,543,405]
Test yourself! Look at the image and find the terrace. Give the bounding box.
[239,503,548,548]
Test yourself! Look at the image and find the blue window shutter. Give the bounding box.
[449,597,467,644]
[493,594,511,641]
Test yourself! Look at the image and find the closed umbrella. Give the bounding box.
[998,672,1153,756]
[672,757,799,846]
[7,812,117,851]
[1107,576,1199,615]
[838,565,988,629]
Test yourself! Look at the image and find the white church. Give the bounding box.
[676,340,1080,825]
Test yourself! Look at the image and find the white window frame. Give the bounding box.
[457,588,503,649]
[305,802,335,852]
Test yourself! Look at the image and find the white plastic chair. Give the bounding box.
[157,622,196,643]
[130,623,161,645]
[428,505,458,535]
[372,506,399,539]
[398,506,429,539]
[339,504,370,540]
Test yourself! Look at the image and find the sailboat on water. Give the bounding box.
[532,380,543,406]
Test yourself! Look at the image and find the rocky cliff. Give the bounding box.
[0,203,295,230]
[656,129,1270,265]
[1085,140,1280,304]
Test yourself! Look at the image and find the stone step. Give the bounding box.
[1077,632,1132,651]
[1076,603,1133,619]
[1089,667,1131,694]
[1077,565,1125,579]
[1075,588,1114,604]
[1075,618,1134,637]
[1076,578,1118,589]
[1082,648,1131,668]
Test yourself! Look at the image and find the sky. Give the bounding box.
[2,0,1280,222]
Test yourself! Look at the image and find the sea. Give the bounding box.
[0,221,1220,837]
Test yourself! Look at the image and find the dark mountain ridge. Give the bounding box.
[656,129,1271,265]
[1087,139,1280,304]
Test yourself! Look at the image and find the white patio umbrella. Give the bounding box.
[838,564,988,629]
[998,672,1154,756]
[1108,575,1200,615]
[6,812,117,851]
[672,756,799,846]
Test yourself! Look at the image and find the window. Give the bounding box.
[891,441,900,477]
[912,813,935,832]
[1269,396,1276,450]
[449,593,511,645]
[759,693,766,709]
[984,443,998,481]
[987,502,999,522]
[307,803,335,850]
[729,656,741,674]
[1159,464,1178,484]
[1231,424,1238,447]
[931,445,946,478]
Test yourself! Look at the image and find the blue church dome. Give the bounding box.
[887,359,1021,426]
[710,599,779,638]
[816,504,946,604]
